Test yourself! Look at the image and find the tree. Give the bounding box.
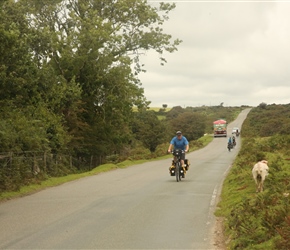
[166,106,184,120]
[170,112,206,141]
[21,0,182,157]
[0,0,37,105]
[258,102,267,109]
[0,0,82,161]
[131,111,168,152]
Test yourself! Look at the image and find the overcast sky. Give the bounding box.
[138,0,290,108]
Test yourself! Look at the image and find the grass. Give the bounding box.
[195,133,213,147]
[0,164,117,201]
[214,138,290,249]
[157,115,166,120]
[149,107,172,112]
[132,107,172,112]
[132,106,170,120]
[0,134,213,202]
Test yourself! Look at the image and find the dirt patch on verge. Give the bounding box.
[212,217,227,250]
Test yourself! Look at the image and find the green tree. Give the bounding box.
[0,0,77,155]
[170,112,206,141]
[166,106,184,120]
[0,0,38,106]
[0,105,70,153]
[21,0,181,158]
[131,111,168,152]
[258,102,267,109]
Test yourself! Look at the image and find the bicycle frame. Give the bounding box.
[171,149,185,182]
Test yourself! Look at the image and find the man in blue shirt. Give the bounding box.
[167,131,189,168]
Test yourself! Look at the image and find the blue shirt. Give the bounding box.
[170,136,189,150]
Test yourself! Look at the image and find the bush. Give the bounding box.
[217,136,290,250]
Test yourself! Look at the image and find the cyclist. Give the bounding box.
[232,135,236,146]
[228,136,233,150]
[167,131,189,169]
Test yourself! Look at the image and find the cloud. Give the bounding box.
[139,1,290,107]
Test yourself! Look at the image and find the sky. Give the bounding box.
[138,0,290,108]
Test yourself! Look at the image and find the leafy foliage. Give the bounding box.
[242,103,290,137]
[217,104,290,250]
[0,0,182,191]
[169,112,206,141]
[130,110,169,152]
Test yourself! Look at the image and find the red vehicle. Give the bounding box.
[213,119,227,137]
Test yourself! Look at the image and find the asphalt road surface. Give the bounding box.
[0,109,251,250]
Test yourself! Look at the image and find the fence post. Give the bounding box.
[43,151,47,173]
[33,154,40,175]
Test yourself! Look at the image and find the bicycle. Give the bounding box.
[227,142,233,151]
[170,149,186,182]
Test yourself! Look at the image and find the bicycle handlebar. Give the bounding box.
[170,149,188,156]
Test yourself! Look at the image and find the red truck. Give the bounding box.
[213,119,227,137]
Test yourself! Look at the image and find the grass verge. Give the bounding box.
[0,134,213,202]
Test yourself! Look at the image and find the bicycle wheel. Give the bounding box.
[179,162,182,181]
[175,162,180,182]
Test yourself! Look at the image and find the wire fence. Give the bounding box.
[0,151,104,192]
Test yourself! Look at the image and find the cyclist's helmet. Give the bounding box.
[176,131,182,135]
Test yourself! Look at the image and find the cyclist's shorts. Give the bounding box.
[174,152,185,161]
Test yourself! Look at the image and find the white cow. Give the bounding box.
[252,160,269,192]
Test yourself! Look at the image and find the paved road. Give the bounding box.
[0,109,251,249]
